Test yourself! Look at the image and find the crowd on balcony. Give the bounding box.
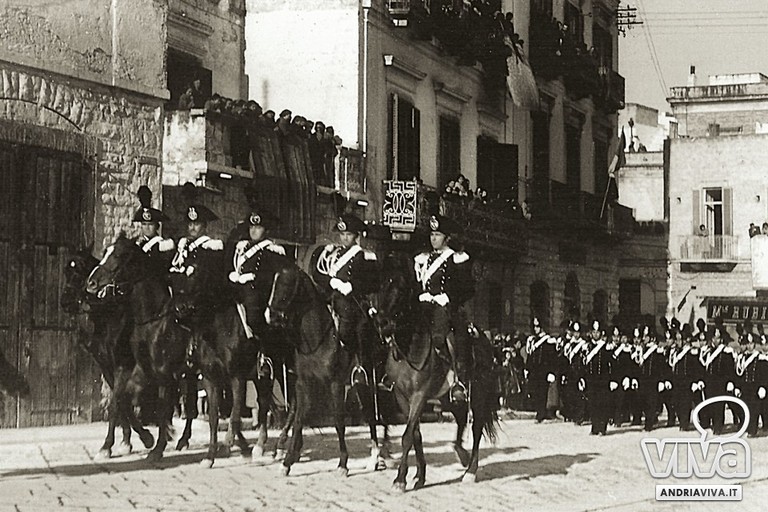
[175,79,344,188]
[748,222,768,238]
[442,173,530,219]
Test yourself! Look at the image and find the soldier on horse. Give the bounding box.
[131,185,174,278]
[413,214,473,401]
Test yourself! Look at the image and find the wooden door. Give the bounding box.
[0,142,98,428]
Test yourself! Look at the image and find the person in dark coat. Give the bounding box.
[581,320,616,435]
[526,317,560,422]
[131,186,174,279]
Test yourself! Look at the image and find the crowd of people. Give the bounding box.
[442,174,531,219]
[176,78,341,187]
[486,317,768,437]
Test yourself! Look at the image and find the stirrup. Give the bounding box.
[378,374,395,392]
[450,380,468,403]
[351,365,368,387]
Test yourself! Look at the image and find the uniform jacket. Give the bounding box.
[312,243,378,298]
[670,344,704,383]
[413,248,473,306]
[582,339,612,381]
[133,234,174,276]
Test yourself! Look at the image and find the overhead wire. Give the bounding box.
[634,0,668,98]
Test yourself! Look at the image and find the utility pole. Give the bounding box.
[616,4,642,36]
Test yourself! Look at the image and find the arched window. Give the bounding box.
[530,280,550,329]
[563,272,580,321]
[593,289,608,325]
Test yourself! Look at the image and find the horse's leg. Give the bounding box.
[450,400,470,468]
[200,376,219,468]
[462,399,488,484]
[280,380,305,477]
[96,394,120,460]
[176,370,197,451]
[146,384,172,462]
[273,401,295,460]
[254,376,272,457]
[113,416,133,457]
[332,379,349,478]
[226,375,252,457]
[355,382,385,471]
[393,392,428,492]
[413,423,427,490]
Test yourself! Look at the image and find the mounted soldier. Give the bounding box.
[413,215,474,402]
[131,186,174,278]
[312,213,379,386]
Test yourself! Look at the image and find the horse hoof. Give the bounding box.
[239,446,253,459]
[95,449,111,461]
[218,444,232,458]
[140,432,155,449]
[462,472,477,484]
[279,465,291,477]
[453,445,470,468]
[336,467,349,478]
[175,440,189,451]
[392,482,406,493]
[145,451,163,463]
[199,458,215,469]
[253,445,264,458]
[114,443,132,457]
[413,479,426,490]
[375,458,388,471]
[274,449,286,461]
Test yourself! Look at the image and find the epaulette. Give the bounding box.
[363,250,377,261]
[267,243,286,255]
[414,252,429,265]
[158,239,175,252]
[202,239,224,251]
[236,240,249,251]
[453,252,470,264]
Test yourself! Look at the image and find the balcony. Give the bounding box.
[382,181,528,257]
[598,67,625,112]
[529,179,634,238]
[679,235,739,262]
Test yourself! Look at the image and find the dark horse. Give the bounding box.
[168,243,294,461]
[373,259,498,491]
[60,246,154,458]
[86,236,218,464]
[266,265,387,476]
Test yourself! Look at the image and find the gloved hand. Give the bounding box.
[622,377,630,390]
[665,381,672,391]
[330,278,352,296]
[759,387,766,400]
[727,381,735,393]
[547,373,556,383]
[610,381,618,391]
[578,378,585,392]
[433,293,450,306]
[691,383,698,392]
[735,388,742,398]
[631,378,639,390]
[657,382,665,393]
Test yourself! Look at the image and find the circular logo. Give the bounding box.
[429,216,439,231]
[188,207,198,221]
[337,219,347,231]
[142,209,152,221]
[250,213,261,226]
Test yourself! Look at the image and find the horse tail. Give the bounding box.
[481,410,500,445]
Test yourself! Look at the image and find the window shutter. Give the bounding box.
[723,187,733,236]
[387,93,396,180]
[691,189,701,234]
[412,106,421,181]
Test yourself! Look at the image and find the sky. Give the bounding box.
[618,0,768,113]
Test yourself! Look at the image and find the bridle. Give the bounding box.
[266,270,301,327]
[87,243,140,299]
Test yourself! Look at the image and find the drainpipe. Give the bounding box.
[362,0,371,194]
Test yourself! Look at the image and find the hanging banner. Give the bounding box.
[505,38,540,110]
[383,180,418,232]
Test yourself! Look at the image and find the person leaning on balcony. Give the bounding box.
[178,76,207,110]
[697,224,709,237]
[762,222,768,235]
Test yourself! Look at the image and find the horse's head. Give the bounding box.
[85,235,145,298]
[169,249,225,317]
[372,255,415,343]
[266,266,308,328]
[61,245,98,314]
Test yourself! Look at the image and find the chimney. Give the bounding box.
[687,65,696,87]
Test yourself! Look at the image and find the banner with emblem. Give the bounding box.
[383,180,418,232]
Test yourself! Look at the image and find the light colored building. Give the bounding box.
[618,103,677,152]
[667,72,768,331]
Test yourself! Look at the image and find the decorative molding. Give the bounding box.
[388,57,427,82]
[477,103,508,123]
[433,80,471,104]
[168,10,214,38]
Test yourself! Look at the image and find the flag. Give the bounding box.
[504,37,540,110]
[600,128,626,218]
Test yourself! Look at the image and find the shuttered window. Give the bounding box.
[693,187,733,236]
[437,115,460,188]
[387,93,421,181]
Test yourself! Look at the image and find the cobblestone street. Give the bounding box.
[1,413,767,512]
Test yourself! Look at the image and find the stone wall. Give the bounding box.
[0,63,165,253]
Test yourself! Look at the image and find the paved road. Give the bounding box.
[1,412,766,511]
